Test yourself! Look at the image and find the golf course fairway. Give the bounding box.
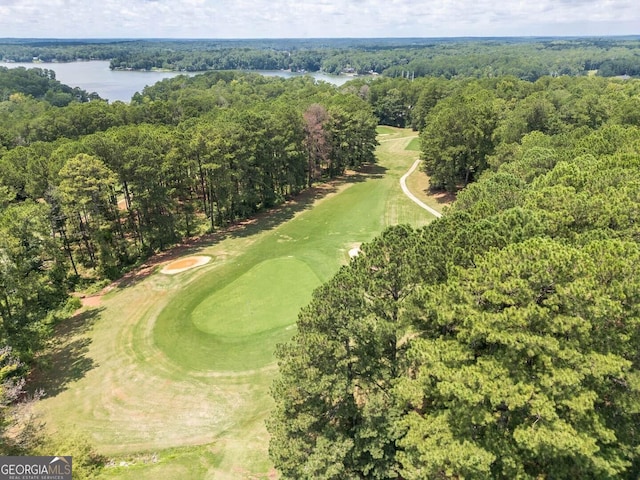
[33,127,443,479]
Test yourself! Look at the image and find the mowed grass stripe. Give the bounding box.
[405,136,420,151]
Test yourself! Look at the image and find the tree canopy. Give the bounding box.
[269,74,640,479]
[0,70,379,362]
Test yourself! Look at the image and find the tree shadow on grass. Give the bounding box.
[201,162,387,241]
[353,163,387,178]
[114,163,387,290]
[427,187,457,206]
[27,308,102,398]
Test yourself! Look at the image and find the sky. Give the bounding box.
[0,0,638,39]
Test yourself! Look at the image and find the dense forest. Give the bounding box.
[0,65,98,104]
[1,48,640,477]
[268,75,640,477]
[2,37,640,79]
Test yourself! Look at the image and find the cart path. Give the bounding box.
[400,159,442,218]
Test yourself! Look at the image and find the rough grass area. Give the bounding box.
[32,127,437,479]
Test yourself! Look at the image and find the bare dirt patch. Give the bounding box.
[431,189,456,205]
[161,256,211,275]
[81,295,102,308]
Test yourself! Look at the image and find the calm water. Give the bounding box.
[258,70,355,87]
[0,61,353,103]
[0,61,194,102]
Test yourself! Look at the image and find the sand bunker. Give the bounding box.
[161,256,211,275]
[348,243,362,258]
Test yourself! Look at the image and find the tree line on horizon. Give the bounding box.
[1,37,640,79]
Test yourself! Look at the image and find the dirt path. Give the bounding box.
[400,159,443,218]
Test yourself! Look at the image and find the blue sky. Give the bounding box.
[0,0,637,38]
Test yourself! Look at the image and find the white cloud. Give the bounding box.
[0,0,637,38]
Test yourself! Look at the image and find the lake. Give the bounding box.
[0,61,354,103]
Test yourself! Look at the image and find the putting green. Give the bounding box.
[192,257,320,337]
[152,255,325,371]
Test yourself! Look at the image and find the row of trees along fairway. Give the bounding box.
[269,75,640,478]
[0,70,377,454]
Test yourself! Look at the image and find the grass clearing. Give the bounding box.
[33,127,436,478]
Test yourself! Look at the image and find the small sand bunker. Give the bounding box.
[161,256,211,275]
[348,243,362,258]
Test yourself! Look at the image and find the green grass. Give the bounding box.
[376,125,396,135]
[405,137,421,151]
[154,257,321,371]
[33,126,436,479]
[99,445,223,480]
[192,258,320,337]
